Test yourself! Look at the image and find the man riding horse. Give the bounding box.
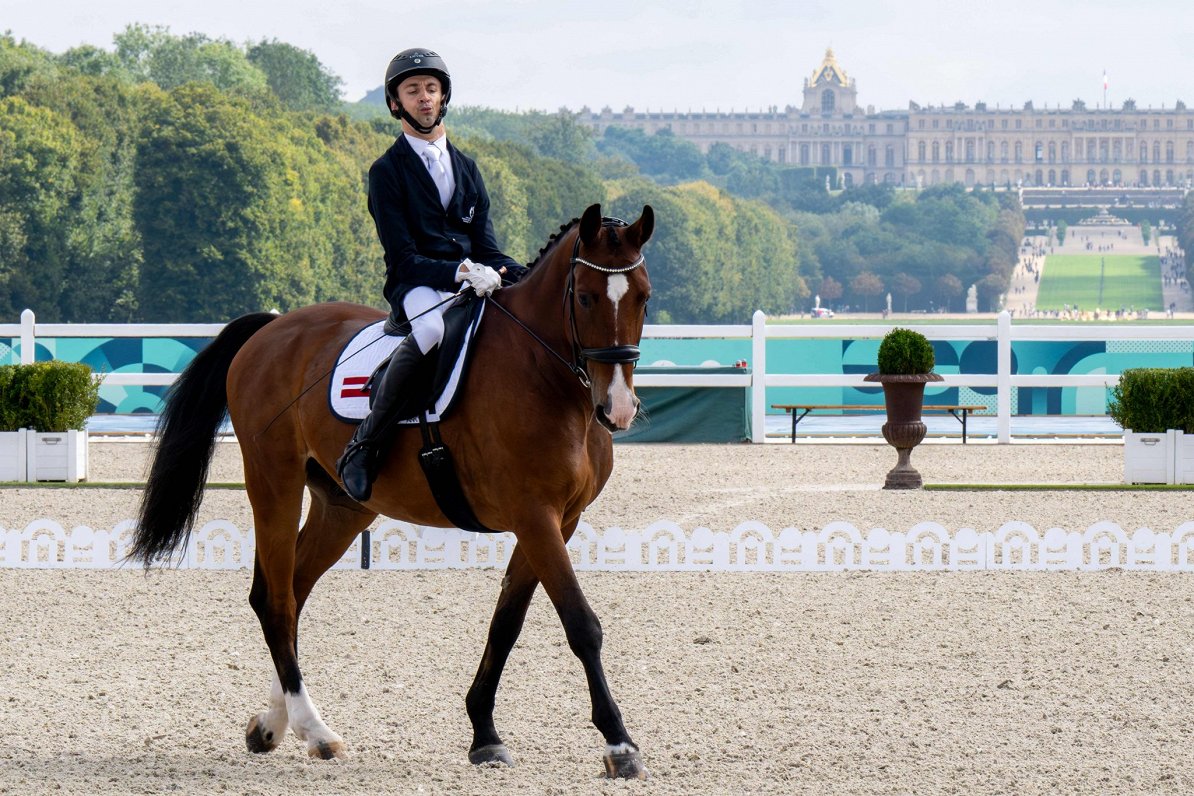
[337,48,526,502]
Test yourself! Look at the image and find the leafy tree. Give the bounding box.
[817,275,843,306]
[1056,219,1068,246]
[527,112,596,162]
[247,39,343,113]
[851,271,884,312]
[976,273,1006,312]
[890,272,922,312]
[597,126,707,183]
[1140,219,1152,246]
[0,96,81,318]
[467,138,605,250]
[133,83,343,320]
[935,273,964,312]
[114,24,267,97]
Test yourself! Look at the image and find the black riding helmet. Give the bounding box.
[384,49,451,134]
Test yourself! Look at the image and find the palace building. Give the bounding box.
[577,49,1194,190]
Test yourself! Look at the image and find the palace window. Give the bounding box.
[822,90,835,113]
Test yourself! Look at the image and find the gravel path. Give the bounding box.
[2,439,1193,795]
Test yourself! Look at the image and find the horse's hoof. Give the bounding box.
[469,743,515,767]
[308,739,347,760]
[245,714,281,754]
[603,747,649,780]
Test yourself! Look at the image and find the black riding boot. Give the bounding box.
[336,335,430,502]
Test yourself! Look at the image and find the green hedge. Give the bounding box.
[877,328,936,375]
[0,362,100,432]
[1107,367,1194,433]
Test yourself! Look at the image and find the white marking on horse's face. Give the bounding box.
[604,362,637,429]
[606,274,630,329]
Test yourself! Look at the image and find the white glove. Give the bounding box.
[455,258,502,297]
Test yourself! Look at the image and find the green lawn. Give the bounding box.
[1036,254,1163,311]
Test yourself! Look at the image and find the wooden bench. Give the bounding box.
[770,403,987,443]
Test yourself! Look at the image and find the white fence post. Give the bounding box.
[997,310,1011,443]
[751,310,766,443]
[19,309,34,365]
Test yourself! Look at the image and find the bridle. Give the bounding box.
[486,217,645,389]
[563,217,645,387]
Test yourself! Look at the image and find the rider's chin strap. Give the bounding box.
[399,104,446,136]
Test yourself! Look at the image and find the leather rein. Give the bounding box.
[486,217,644,389]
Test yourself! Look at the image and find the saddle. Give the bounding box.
[328,297,498,534]
[329,298,485,423]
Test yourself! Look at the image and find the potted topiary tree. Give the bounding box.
[0,362,100,482]
[863,328,943,489]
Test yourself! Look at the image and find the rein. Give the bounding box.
[489,217,644,389]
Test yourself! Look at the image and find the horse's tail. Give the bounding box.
[127,312,278,566]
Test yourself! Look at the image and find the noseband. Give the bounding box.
[562,217,645,387]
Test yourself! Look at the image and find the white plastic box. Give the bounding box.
[1122,430,1175,484]
[26,429,88,482]
[1174,431,1194,485]
[0,429,28,481]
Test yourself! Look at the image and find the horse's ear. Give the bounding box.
[580,203,602,245]
[624,204,654,249]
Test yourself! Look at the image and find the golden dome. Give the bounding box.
[811,48,849,86]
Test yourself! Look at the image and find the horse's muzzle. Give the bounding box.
[596,397,640,433]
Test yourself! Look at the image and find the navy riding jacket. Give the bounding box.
[367,135,521,319]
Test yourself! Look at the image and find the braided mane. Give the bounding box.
[524,217,581,270]
[523,216,627,272]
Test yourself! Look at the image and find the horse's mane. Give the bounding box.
[524,217,581,270]
[523,216,625,271]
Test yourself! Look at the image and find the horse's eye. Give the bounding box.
[578,293,595,309]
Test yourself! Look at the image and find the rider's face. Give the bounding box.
[392,75,443,130]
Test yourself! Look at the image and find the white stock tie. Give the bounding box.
[424,143,452,209]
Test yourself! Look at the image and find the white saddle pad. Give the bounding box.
[328,305,484,423]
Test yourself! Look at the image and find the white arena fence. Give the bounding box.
[6,518,1194,572]
[8,309,1194,444]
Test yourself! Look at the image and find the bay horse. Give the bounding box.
[128,203,654,779]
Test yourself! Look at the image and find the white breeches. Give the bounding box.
[404,286,456,354]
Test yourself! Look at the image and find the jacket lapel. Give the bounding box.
[444,141,469,219]
[395,135,442,208]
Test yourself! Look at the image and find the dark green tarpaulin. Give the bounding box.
[614,367,751,443]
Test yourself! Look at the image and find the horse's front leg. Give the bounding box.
[465,545,539,767]
[517,520,647,780]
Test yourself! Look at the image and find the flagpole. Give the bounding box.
[1103,68,1107,109]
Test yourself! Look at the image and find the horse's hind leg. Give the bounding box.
[244,457,369,759]
[465,545,539,767]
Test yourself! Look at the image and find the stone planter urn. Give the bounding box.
[863,372,944,489]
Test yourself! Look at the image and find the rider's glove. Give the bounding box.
[455,258,502,297]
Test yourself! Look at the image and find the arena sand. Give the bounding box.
[1,441,1191,794]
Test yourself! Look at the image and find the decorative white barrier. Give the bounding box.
[4,518,1194,572]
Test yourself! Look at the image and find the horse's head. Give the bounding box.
[569,203,654,433]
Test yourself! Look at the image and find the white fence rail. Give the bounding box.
[6,308,1194,444]
[6,518,1194,572]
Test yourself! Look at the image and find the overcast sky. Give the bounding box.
[9,0,1194,113]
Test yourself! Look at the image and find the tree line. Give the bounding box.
[0,28,1021,323]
